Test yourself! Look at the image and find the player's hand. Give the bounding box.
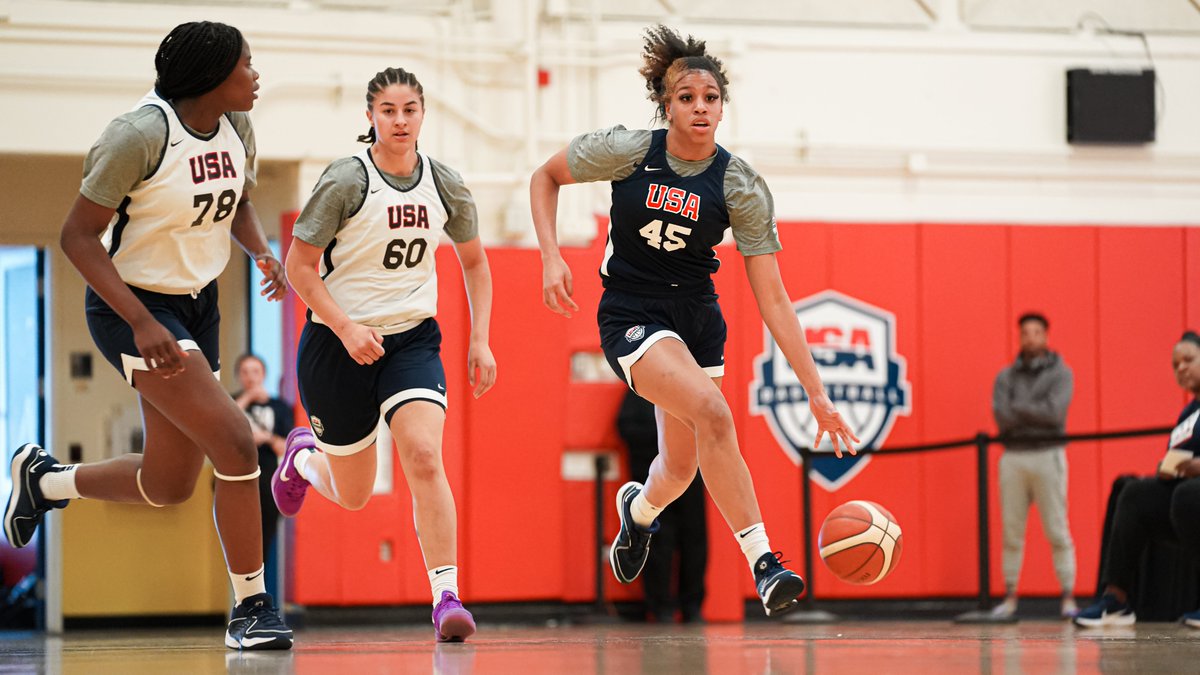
[131,315,187,378]
[541,255,579,318]
[809,392,860,458]
[336,323,385,366]
[467,340,496,399]
[255,253,287,301]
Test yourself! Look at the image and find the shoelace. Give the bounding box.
[771,551,790,566]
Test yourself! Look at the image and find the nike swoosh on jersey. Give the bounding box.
[644,166,663,172]
[170,139,183,147]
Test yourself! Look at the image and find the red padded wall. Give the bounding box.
[286,218,1198,614]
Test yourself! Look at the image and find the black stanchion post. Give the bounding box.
[800,447,815,608]
[594,453,609,614]
[975,432,991,611]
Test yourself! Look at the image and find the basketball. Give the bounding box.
[818,500,903,585]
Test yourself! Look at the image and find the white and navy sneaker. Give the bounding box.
[753,551,806,617]
[1182,609,1200,629]
[3,444,69,548]
[1073,593,1136,627]
[609,481,659,584]
[225,593,294,650]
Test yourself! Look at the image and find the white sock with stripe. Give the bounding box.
[630,491,662,529]
[429,565,459,605]
[736,523,772,570]
[293,447,318,476]
[40,464,82,501]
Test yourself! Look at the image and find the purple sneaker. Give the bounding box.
[272,428,315,518]
[432,591,476,643]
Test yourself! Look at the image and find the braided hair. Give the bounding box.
[358,67,426,143]
[154,21,244,101]
[638,25,730,123]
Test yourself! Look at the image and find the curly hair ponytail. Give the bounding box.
[638,25,730,122]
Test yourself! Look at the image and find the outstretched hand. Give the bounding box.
[809,392,861,458]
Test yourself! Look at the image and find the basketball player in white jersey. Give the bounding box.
[276,67,495,642]
[2,22,292,650]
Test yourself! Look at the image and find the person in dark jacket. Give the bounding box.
[1075,331,1200,628]
[991,312,1077,619]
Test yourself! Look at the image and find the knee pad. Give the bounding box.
[213,467,262,482]
[136,468,165,508]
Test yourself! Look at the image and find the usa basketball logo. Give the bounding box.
[750,290,911,491]
[625,325,645,343]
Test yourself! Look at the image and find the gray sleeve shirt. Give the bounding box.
[566,125,781,256]
[293,154,478,248]
[80,107,257,209]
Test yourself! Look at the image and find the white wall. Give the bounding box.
[2,0,1198,248]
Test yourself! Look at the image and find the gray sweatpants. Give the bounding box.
[998,446,1076,594]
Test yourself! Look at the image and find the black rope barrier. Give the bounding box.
[798,424,1175,615]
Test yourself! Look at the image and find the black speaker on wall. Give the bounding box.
[1066,68,1156,144]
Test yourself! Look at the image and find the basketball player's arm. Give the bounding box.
[530,147,580,318]
[229,193,286,301]
[453,237,497,398]
[745,252,861,457]
[284,237,384,366]
[59,195,186,378]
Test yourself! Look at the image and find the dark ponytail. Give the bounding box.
[358,67,425,143]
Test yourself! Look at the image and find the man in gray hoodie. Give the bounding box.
[991,312,1077,619]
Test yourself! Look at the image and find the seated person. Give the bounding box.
[1074,331,1200,627]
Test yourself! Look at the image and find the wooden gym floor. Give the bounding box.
[1,620,1198,674]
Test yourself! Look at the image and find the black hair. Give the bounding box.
[1018,312,1049,330]
[357,67,426,143]
[154,21,244,101]
[1180,331,1200,348]
[639,25,730,123]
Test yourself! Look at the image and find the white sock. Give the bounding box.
[230,564,266,604]
[429,565,459,605]
[737,523,772,570]
[293,447,318,477]
[40,465,82,500]
[630,491,662,529]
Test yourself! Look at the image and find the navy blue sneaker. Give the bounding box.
[1073,593,1135,627]
[3,444,68,548]
[1182,609,1200,629]
[754,551,806,617]
[226,593,293,650]
[609,481,659,584]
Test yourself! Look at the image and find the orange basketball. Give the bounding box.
[818,500,903,585]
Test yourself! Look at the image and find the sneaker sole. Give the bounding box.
[3,444,39,548]
[609,481,645,584]
[762,574,806,617]
[1073,613,1136,628]
[436,609,477,642]
[225,632,294,650]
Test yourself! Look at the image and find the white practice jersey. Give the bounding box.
[316,149,449,334]
[100,90,247,295]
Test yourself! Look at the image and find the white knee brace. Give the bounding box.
[136,468,164,508]
[213,467,262,482]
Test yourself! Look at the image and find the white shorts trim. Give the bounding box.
[617,330,682,392]
[120,339,212,385]
[380,389,448,418]
[315,434,375,457]
[702,364,725,378]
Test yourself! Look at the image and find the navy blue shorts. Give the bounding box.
[597,289,726,391]
[85,282,221,386]
[296,318,446,455]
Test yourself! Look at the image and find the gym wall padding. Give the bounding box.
[283,216,1196,618]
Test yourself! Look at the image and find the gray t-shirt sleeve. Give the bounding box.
[566,126,653,183]
[725,155,782,256]
[79,106,167,209]
[292,157,367,248]
[227,112,257,193]
[428,159,479,243]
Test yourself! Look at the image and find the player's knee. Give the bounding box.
[402,443,443,485]
[145,479,196,506]
[690,394,734,438]
[338,489,372,511]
